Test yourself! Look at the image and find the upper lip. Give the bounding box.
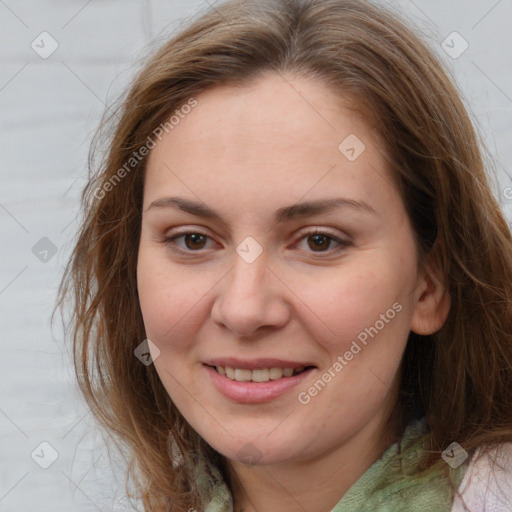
[203,358,316,370]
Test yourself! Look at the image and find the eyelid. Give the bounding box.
[160,226,351,255]
[294,226,350,242]
[292,227,351,254]
[161,227,217,253]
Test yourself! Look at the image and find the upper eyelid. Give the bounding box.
[164,227,350,252]
[164,225,348,241]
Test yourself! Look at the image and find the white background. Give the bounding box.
[0,0,511,510]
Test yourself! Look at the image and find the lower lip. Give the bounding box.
[204,365,315,404]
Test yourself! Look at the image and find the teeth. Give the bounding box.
[234,368,252,381]
[214,365,308,382]
[252,368,270,382]
[282,367,294,377]
[269,367,283,379]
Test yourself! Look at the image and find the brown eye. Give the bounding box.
[307,233,333,251]
[183,233,207,250]
[162,231,213,253]
[295,230,351,256]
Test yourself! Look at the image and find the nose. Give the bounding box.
[210,250,291,339]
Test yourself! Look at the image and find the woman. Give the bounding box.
[57,0,512,510]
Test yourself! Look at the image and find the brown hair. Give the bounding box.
[56,0,512,510]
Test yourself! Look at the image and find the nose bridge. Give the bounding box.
[211,243,290,336]
[227,245,269,301]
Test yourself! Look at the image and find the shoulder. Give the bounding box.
[451,442,512,512]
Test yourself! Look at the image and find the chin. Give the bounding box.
[210,436,298,467]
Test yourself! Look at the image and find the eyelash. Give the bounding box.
[160,228,351,257]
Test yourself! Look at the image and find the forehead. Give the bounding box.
[143,73,396,216]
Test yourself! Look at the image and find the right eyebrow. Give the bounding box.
[146,197,223,221]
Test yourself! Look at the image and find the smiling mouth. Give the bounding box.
[207,365,315,382]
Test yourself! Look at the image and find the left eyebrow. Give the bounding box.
[274,197,376,221]
[145,196,377,222]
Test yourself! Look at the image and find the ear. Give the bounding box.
[410,257,451,335]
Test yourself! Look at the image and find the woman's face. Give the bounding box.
[137,73,434,466]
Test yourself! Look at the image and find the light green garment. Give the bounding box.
[193,417,468,512]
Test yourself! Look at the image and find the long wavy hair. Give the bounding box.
[55,0,512,510]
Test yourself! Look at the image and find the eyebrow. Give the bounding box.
[146,196,376,222]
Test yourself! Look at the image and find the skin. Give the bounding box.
[136,72,451,512]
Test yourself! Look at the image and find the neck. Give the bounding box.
[225,412,399,512]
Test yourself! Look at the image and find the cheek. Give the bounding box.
[293,262,405,353]
[136,247,204,348]
[291,264,413,422]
